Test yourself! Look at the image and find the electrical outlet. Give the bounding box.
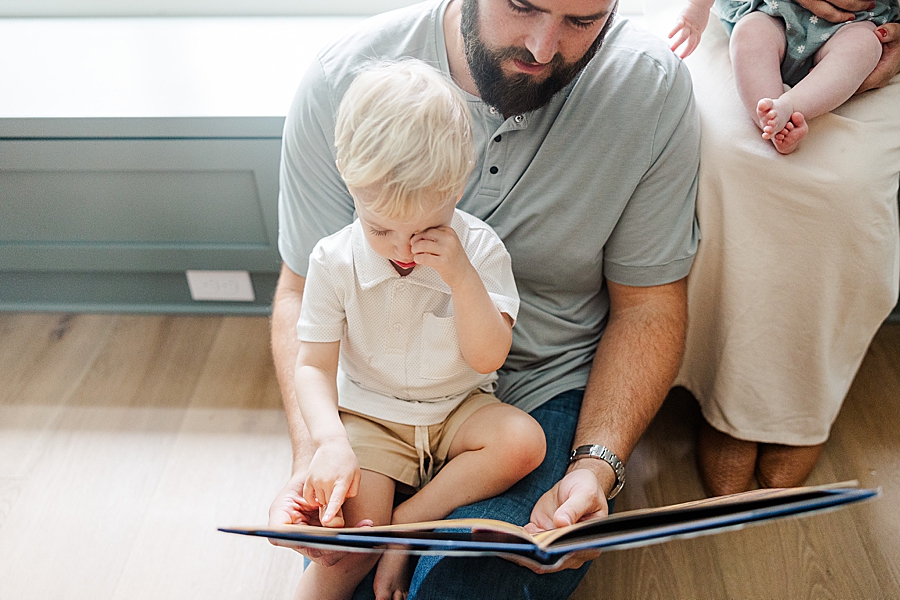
[186,270,255,302]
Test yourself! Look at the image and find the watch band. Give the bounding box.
[568,444,626,500]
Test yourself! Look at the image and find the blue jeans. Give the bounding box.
[350,389,591,600]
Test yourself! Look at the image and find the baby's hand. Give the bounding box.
[668,1,712,59]
[410,226,475,289]
[303,438,360,527]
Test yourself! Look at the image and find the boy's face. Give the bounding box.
[352,189,457,270]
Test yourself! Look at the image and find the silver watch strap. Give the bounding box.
[568,444,625,500]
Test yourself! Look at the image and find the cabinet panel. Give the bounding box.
[0,137,281,272]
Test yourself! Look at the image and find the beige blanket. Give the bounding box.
[675,18,900,445]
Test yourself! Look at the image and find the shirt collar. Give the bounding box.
[351,211,470,294]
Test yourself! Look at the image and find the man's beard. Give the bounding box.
[460,0,615,118]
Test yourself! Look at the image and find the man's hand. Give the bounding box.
[526,467,609,532]
[509,467,610,573]
[303,438,361,527]
[794,0,875,22]
[410,226,475,289]
[268,470,373,566]
[858,23,900,93]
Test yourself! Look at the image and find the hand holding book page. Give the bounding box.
[222,481,879,570]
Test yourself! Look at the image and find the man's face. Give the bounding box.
[461,0,616,117]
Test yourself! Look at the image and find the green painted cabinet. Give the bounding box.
[0,17,362,313]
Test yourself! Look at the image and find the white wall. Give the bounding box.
[0,0,643,17]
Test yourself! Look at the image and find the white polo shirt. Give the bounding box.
[297,209,519,426]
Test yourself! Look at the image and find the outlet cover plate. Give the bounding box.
[186,270,255,302]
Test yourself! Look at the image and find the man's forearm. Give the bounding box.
[270,263,315,472]
[571,279,688,495]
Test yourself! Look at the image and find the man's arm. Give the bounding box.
[528,278,688,531]
[268,265,319,531]
[270,263,311,473]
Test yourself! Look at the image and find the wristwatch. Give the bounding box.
[568,444,626,500]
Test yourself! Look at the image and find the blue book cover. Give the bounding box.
[220,481,878,568]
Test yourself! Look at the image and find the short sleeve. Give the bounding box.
[296,243,347,342]
[603,60,700,286]
[469,227,520,323]
[278,57,356,277]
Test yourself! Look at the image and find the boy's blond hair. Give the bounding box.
[335,59,475,220]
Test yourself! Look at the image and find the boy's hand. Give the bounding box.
[668,2,712,59]
[411,226,476,289]
[303,438,361,527]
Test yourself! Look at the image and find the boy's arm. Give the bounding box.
[669,0,716,58]
[294,339,360,526]
[411,226,513,374]
[449,270,514,374]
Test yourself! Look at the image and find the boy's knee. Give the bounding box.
[492,409,547,473]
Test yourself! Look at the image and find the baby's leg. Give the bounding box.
[782,22,881,124]
[769,22,880,154]
[729,12,788,132]
[373,403,546,600]
[293,470,395,600]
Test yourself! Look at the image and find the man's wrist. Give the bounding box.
[568,444,626,499]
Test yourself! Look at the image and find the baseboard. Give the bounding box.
[0,271,278,315]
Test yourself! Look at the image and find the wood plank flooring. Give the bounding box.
[1,313,897,599]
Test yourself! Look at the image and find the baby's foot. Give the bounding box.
[771,112,808,155]
[757,97,793,140]
[373,552,412,600]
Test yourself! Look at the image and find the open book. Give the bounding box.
[220,481,877,569]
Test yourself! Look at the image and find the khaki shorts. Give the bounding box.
[340,390,499,493]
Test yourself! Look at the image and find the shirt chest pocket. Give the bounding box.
[420,313,470,380]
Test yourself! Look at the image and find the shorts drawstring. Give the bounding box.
[414,425,434,487]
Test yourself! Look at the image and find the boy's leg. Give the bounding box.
[391,402,546,525]
[351,390,588,600]
[373,401,546,599]
[295,470,395,600]
[408,390,588,600]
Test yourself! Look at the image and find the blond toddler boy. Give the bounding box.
[292,59,546,600]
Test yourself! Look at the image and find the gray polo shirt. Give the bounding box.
[278,0,700,414]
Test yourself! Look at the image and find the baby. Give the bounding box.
[670,0,898,153]
[292,59,546,600]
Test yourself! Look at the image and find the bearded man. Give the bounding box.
[269,1,700,598]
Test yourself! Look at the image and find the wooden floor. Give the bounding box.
[1,313,898,599]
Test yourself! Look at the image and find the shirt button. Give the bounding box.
[489,166,499,174]
[494,134,502,143]
[514,115,524,123]
[489,107,497,115]
[396,281,406,290]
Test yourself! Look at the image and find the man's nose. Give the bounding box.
[525,17,561,64]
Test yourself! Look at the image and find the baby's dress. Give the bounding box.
[714,0,899,86]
